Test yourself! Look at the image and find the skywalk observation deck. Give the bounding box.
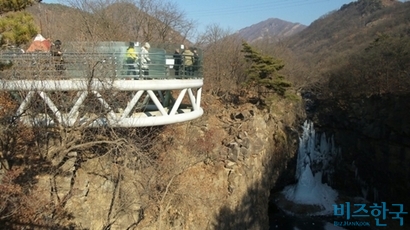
[0,42,203,127]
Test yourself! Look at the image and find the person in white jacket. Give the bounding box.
[140,42,151,76]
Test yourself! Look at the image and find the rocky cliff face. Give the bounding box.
[33,94,303,229]
[307,93,410,213]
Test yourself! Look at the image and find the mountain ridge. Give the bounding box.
[236,18,306,43]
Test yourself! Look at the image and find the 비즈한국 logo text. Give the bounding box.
[333,202,408,227]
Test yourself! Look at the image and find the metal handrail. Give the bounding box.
[0,51,202,80]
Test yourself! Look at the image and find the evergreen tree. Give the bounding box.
[0,0,40,70]
[0,0,41,47]
[241,42,291,100]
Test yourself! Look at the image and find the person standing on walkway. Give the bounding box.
[50,39,65,74]
[182,47,194,76]
[192,48,200,76]
[173,48,182,76]
[125,42,138,79]
[140,42,151,76]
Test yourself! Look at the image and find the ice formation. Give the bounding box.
[282,120,341,215]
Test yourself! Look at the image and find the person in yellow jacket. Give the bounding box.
[125,42,138,79]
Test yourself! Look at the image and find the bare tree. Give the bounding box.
[130,0,195,44]
[60,0,194,44]
[196,24,247,100]
[147,0,195,43]
[0,0,202,228]
[0,43,159,228]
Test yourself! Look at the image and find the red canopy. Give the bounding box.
[26,34,52,53]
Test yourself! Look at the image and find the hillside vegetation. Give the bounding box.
[285,0,410,97]
[236,18,307,43]
[0,1,299,229]
[280,0,410,214]
[14,0,410,99]
[26,1,193,45]
[1,0,410,228]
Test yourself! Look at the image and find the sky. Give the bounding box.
[39,0,394,34]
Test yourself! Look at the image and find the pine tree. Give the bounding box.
[0,0,41,70]
[0,0,41,47]
[241,42,291,100]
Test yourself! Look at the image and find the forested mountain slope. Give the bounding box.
[237,18,306,43]
[27,2,190,45]
[282,0,410,216]
[284,0,409,91]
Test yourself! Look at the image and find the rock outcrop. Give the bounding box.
[32,94,302,229]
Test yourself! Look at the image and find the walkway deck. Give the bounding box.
[0,43,203,127]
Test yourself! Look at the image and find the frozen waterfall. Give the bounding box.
[282,120,341,215]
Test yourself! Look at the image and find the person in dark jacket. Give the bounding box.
[192,48,200,76]
[173,48,182,76]
[50,39,64,73]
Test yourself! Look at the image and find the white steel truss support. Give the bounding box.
[68,91,88,123]
[169,88,187,116]
[1,79,203,127]
[121,90,144,119]
[38,91,63,124]
[147,90,167,116]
